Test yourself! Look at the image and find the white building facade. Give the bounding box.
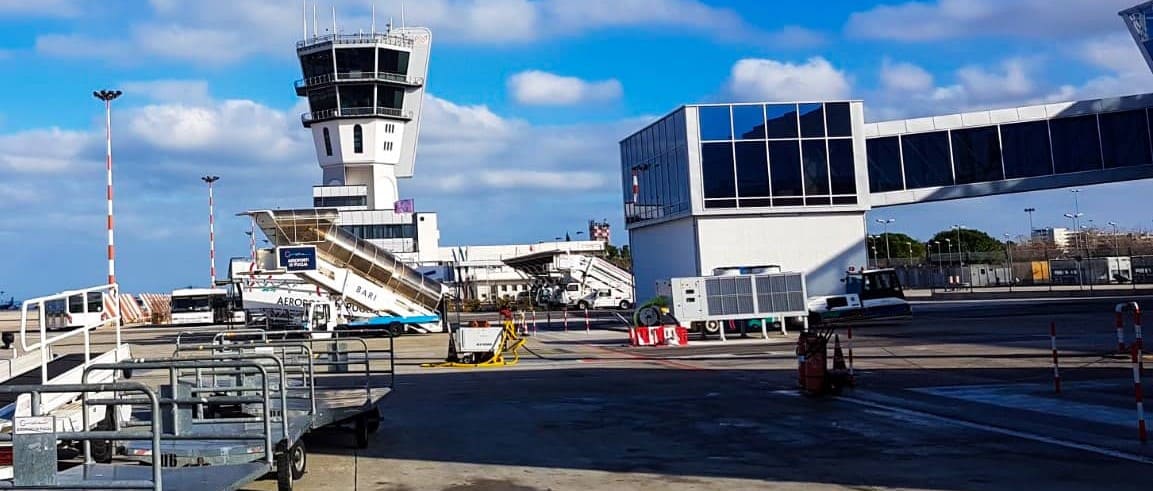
[622,102,872,302]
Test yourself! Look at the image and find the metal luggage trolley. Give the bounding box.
[0,380,274,491]
[176,328,395,449]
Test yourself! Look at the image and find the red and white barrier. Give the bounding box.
[1050,321,1061,395]
[584,308,591,333]
[1115,302,1142,354]
[1132,343,1146,443]
[628,325,688,347]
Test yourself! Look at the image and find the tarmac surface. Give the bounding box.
[2,297,1153,490]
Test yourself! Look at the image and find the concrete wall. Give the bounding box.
[629,217,700,302]
[694,212,868,298]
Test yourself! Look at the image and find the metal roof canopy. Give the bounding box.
[502,250,572,278]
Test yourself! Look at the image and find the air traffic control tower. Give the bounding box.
[624,2,1153,303]
[294,18,439,263]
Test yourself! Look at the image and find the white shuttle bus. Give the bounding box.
[170,288,229,325]
[43,291,108,330]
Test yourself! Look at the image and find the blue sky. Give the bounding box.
[2,0,1152,299]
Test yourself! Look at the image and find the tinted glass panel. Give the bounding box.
[734,141,770,197]
[802,140,830,195]
[773,197,804,207]
[732,105,766,139]
[825,102,852,137]
[308,86,337,112]
[951,126,1004,184]
[739,198,772,208]
[827,139,856,195]
[901,131,953,188]
[832,196,858,205]
[1100,110,1152,168]
[769,140,802,197]
[705,199,736,209]
[340,85,374,109]
[799,103,825,138]
[765,104,799,139]
[701,143,736,198]
[377,86,404,109]
[1001,121,1053,178]
[378,48,410,74]
[300,50,334,79]
[806,197,832,206]
[699,106,733,141]
[866,137,903,192]
[335,48,375,73]
[1050,115,1102,174]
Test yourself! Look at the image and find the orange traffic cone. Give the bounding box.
[832,334,847,371]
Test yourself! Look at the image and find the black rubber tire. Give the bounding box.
[365,408,381,434]
[289,441,307,480]
[354,415,369,449]
[90,439,113,464]
[277,451,294,491]
[387,322,404,337]
[618,300,631,310]
[577,301,589,311]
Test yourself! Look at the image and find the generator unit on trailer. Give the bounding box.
[650,269,810,336]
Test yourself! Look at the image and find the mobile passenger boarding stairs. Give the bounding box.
[0,284,131,480]
[235,209,447,335]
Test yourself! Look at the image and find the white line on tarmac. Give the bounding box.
[837,396,1153,466]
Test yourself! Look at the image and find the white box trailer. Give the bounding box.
[655,269,809,336]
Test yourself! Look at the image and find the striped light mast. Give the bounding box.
[202,175,220,285]
[93,89,122,286]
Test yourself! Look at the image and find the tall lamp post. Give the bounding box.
[94,89,122,286]
[1003,233,1015,290]
[1107,221,1120,256]
[875,218,894,267]
[952,225,966,267]
[1024,207,1036,236]
[202,176,220,286]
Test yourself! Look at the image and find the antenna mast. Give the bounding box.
[331,4,337,34]
[312,2,318,36]
[401,0,406,28]
[302,0,308,39]
[371,0,377,33]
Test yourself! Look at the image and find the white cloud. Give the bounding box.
[880,58,935,93]
[0,128,93,174]
[845,0,1139,42]
[477,170,606,190]
[507,70,623,106]
[33,0,797,66]
[120,80,213,105]
[725,57,853,102]
[0,0,84,17]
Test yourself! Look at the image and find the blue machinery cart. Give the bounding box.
[0,330,395,491]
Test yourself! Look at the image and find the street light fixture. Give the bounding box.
[93,89,122,286]
[1024,207,1036,236]
[202,176,220,285]
[1107,221,1120,256]
[875,218,895,267]
[952,225,966,266]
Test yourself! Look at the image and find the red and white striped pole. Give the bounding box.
[631,170,639,203]
[202,176,220,286]
[94,90,122,286]
[847,324,855,377]
[563,308,569,332]
[1132,342,1146,443]
[585,308,591,333]
[1050,321,1061,394]
[531,310,537,335]
[1116,309,1127,354]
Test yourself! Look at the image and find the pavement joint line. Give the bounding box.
[836,394,1153,466]
[588,344,705,371]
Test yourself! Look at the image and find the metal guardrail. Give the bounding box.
[0,382,162,490]
[300,106,414,124]
[295,71,424,90]
[19,284,122,384]
[296,32,415,50]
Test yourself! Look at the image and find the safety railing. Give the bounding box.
[19,284,123,384]
[82,358,281,466]
[295,71,425,90]
[0,382,162,489]
[297,31,414,50]
[301,106,414,124]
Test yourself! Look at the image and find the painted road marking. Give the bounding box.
[912,385,1135,428]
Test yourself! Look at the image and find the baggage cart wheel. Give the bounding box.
[354,414,370,449]
[289,441,307,480]
[387,322,404,337]
[277,453,294,491]
[366,407,381,433]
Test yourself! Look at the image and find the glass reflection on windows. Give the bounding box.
[798,103,825,138]
[825,102,852,138]
[769,140,802,197]
[802,140,830,196]
[1099,109,1152,169]
[866,136,903,192]
[828,139,856,195]
[951,126,1003,184]
[765,104,799,139]
[732,104,766,140]
[901,131,953,188]
[735,141,770,197]
[1050,115,1102,174]
[698,105,733,141]
[702,142,736,199]
[622,109,692,224]
[999,121,1052,179]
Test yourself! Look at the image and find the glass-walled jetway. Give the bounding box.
[866,93,1153,207]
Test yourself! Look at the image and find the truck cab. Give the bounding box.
[808,268,912,324]
[573,288,633,311]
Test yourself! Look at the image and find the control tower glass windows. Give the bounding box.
[1050,115,1102,174]
[335,48,375,75]
[339,84,374,111]
[308,87,337,113]
[377,86,404,110]
[378,48,410,75]
[300,50,334,80]
[353,125,364,153]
